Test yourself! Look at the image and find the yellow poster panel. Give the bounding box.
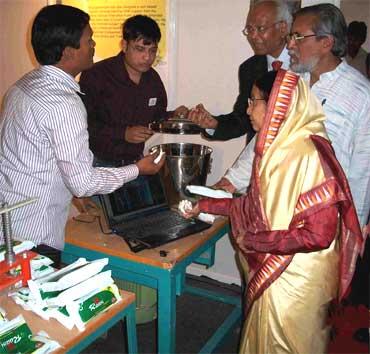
[62,0,167,64]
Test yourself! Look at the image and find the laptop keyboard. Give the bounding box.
[116,210,194,238]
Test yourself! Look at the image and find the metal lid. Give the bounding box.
[149,118,202,135]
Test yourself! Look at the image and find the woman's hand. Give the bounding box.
[179,200,201,219]
[212,177,236,193]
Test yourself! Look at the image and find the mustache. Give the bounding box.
[288,49,298,57]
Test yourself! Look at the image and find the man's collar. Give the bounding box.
[301,60,344,87]
[40,65,80,92]
[266,46,290,71]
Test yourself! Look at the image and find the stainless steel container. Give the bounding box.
[149,143,212,205]
[149,118,202,135]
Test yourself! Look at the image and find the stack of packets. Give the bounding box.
[0,241,55,281]
[0,312,60,353]
[9,258,121,332]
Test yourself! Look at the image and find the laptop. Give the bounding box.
[99,174,212,252]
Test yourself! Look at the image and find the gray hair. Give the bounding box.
[255,0,293,30]
[294,4,347,57]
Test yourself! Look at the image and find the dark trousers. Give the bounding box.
[32,244,61,269]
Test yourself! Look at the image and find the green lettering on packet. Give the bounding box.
[0,322,36,354]
[78,287,118,323]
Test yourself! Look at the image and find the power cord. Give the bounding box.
[72,214,113,235]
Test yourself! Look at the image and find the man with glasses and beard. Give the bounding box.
[212,4,370,237]
[287,4,370,231]
[288,6,370,348]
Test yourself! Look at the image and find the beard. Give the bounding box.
[288,50,319,73]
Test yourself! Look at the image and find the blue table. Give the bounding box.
[0,289,137,354]
[63,217,241,353]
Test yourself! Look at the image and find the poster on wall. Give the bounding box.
[50,0,175,104]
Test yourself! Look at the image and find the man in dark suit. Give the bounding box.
[188,0,292,141]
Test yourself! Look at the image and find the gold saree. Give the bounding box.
[229,71,363,354]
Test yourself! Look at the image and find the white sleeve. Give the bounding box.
[224,136,256,193]
[45,102,138,197]
[346,100,370,228]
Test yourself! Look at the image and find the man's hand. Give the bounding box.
[173,105,189,119]
[72,197,98,214]
[212,177,236,193]
[188,104,218,129]
[135,152,165,175]
[125,125,153,143]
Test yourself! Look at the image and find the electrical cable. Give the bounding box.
[73,215,113,235]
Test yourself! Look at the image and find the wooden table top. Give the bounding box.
[65,213,228,269]
[0,289,135,353]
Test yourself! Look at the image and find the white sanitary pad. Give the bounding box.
[186,185,232,199]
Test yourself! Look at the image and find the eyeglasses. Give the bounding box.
[286,33,318,42]
[242,21,282,36]
[248,97,265,106]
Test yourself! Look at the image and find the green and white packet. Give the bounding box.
[30,255,55,280]
[30,255,53,269]
[39,258,108,292]
[0,315,33,353]
[12,296,50,321]
[44,281,120,330]
[9,287,50,321]
[0,315,60,353]
[45,270,113,307]
[10,288,62,323]
[66,283,121,331]
[28,258,88,303]
[30,265,55,281]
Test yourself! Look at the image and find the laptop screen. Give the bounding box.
[100,174,168,226]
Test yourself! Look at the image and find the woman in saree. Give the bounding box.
[183,69,363,353]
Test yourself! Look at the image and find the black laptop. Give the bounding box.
[99,174,211,252]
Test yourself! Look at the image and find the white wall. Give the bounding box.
[146,0,252,285]
[0,0,46,103]
[174,0,251,284]
[148,0,252,185]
